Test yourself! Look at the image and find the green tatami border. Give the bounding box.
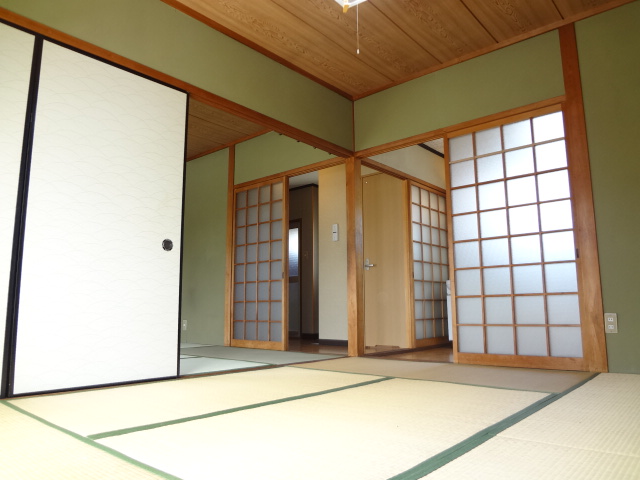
[88,376,391,440]
[0,400,182,480]
[387,373,599,480]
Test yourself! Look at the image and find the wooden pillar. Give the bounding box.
[346,157,364,356]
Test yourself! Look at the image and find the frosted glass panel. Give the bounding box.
[246,244,257,262]
[487,327,514,355]
[513,265,543,294]
[271,261,282,280]
[236,227,246,245]
[505,148,534,177]
[504,119,532,149]
[450,160,475,187]
[257,262,270,281]
[547,294,580,325]
[507,177,537,206]
[535,140,567,171]
[270,302,282,321]
[271,220,283,239]
[271,281,282,301]
[233,321,244,339]
[540,200,573,231]
[549,327,583,357]
[480,210,508,238]
[247,188,258,206]
[247,225,258,244]
[456,269,481,296]
[478,182,506,210]
[271,241,282,260]
[458,326,484,353]
[235,246,246,263]
[257,282,269,301]
[246,263,257,281]
[477,154,504,182]
[511,235,541,264]
[533,111,564,142]
[545,263,578,293]
[481,239,509,266]
[538,170,571,202]
[236,209,246,226]
[449,133,473,161]
[515,296,545,324]
[234,284,245,301]
[259,185,270,203]
[509,205,539,235]
[247,206,258,224]
[259,223,270,242]
[483,267,511,295]
[476,127,501,155]
[258,322,269,341]
[516,327,547,356]
[259,204,270,222]
[270,323,282,342]
[258,242,270,261]
[485,297,512,324]
[414,262,423,280]
[542,232,575,261]
[236,191,247,208]
[451,187,477,214]
[271,182,283,201]
[235,265,245,282]
[412,223,421,241]
[454,242,480,268]
[245,321,256,340]
[453,214,478,240]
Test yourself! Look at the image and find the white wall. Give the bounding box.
[318,165,348,341]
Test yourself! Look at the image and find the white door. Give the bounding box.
[12,41,187,395]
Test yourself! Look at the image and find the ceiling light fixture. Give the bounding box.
[334,0,367,13]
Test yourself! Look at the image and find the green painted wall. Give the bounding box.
[181,150,229,345]
[354,32,565,151]
[577,2,640,373]
[0,0,352,149]
[235,132,335,184]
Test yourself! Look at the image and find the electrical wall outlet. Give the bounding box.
[182,319,187,331]
[604,313,618,333]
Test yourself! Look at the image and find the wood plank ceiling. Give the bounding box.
[166,0,631,100]
[179,0,632,159]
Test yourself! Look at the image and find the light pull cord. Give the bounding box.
[356,3,360,54]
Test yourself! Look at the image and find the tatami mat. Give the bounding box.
[424,436,640,479]
[179,356,267,375]
[180,345,343,364]
[423,373,640,479]
[98,378,547,480]
[9,367,379,437]
[298,357,593,392]
[0,403,169,480]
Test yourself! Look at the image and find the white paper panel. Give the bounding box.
[0,24,35,382]
[13,42,186,394]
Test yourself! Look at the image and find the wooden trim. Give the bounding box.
[559,24,608,372]
[0,7,353,159]
[186,128,271,162]
[444,138,460,364]
[230,339,284,351]
[224,146,236,346]
[360,157,446,195]
[281,176,290,352]
[352,0,637,101]
[457,352,585,371]
[403,180,415,348]
[346,157,365,356]
[234,157,346,190]
[415,337,450,349]
[356,97,565,159]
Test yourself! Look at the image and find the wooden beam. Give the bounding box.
[346,157,364,356]
[559,24,608,372]
[224,146,236,346]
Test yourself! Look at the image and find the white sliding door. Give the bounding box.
[0,24,35,384]
[13,41,186,394]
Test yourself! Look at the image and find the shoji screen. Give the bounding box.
[12,41,186,395]
[0,24,34,383]
[232,181,287,349]
[449,111,583,364]
[410,184,449,346]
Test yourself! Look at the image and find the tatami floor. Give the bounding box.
[1,352,638,479]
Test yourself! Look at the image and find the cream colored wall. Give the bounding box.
[370,145,445,188]
[318,165,348,341]
[181,150,229,345]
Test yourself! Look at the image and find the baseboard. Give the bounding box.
[318,339,348,347]
[301,333,319,340]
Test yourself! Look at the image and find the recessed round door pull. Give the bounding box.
[162,239,174,251]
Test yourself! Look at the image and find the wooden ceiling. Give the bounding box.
[187,97,269,160]
[166,0,631,100]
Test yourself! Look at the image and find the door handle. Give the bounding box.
[364,258,376,270]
